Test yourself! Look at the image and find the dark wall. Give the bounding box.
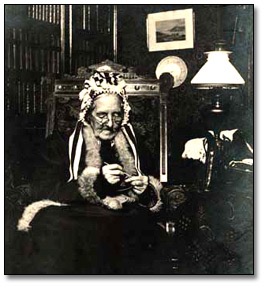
[117,4,223,140]
[117,4,253,183]
[117,4,253,122]
[118,4,219,73]
[222,4,254,138]
[5,4,253,186]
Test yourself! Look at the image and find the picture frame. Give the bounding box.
[147,8,194,52]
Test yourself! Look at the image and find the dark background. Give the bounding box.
[4,4,253,186]
[4,4,254,276]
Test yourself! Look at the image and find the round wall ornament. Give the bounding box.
[155,56,188,88]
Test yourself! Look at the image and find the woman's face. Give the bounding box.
[88,93,123,141]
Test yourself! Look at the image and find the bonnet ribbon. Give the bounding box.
[68,122,142,182]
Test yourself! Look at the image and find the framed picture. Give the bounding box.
[147,8,194,52]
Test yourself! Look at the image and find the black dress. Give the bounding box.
[11,130,164,275]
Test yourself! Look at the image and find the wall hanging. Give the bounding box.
[147,8,194,52]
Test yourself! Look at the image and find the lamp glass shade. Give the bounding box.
[191,51,245,89]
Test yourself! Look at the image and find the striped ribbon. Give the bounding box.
[68,122,142,182]
[68,121,84,182]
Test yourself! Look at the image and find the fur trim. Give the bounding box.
[77,123,139,204]
[77,124,163,213]
[78,166,102,203]
[83,122,138,176]
[77,124,102,203]
[17,200,68,232]
[149,200,163,212]
[102,194,137,210]
[148,176,163,212]
[83,123,102,168]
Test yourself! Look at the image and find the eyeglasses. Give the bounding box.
[94,112,123,125]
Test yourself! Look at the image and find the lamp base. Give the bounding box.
[203,130,225,191]
[201,92,227,191]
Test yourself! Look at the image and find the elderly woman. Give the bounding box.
[13,71,164,274]
[69,71,162,210]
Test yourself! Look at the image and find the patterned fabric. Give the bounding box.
[68,71,133,181]
[78,71,130,124]
[67,71,163,212]
[68,122,141,182]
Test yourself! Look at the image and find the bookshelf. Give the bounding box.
[71,5,114,74]
[5,4,115,119]
[5,5,61,117]
[5,4,115,184]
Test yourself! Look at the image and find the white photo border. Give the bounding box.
[147,8,194,52]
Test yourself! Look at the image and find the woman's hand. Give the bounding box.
[125,175,149,194]
[102,164,124,184]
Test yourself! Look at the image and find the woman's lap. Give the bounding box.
[16,202,161,274]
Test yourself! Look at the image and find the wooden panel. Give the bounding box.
[71,5,114,75]
[5,4,115,121]
[5,5,61,117]
[46,60,163,179]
